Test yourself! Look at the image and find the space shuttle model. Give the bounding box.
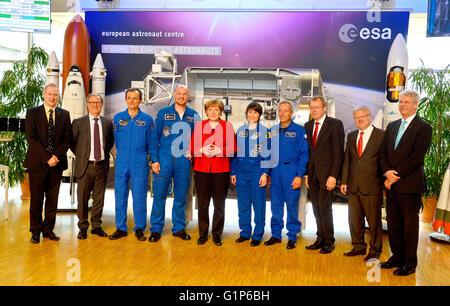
[45,14,108,207]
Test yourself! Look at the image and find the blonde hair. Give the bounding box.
[204,99,224,112]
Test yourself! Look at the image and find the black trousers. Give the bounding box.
[28,167,63,233]
[386,190,422,268]
[76,163,107,231]
[194,171,230,239]
[308,174,335,245]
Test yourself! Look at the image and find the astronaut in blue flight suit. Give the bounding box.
[108,88,154,241]
[149,85,199,242]
[230,102,270,247]
[264,101,309,250]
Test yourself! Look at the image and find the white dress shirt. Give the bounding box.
[356,125,374,153]
[313,114,326,137]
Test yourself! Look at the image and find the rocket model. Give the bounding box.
[62,65,87,121]
[45,51,60,89]
[90,53,107,116]
[372,109,383,129]
[383,33,408,130]
[62,14,90,96]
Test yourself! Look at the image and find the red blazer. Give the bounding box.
[190,119,236,173]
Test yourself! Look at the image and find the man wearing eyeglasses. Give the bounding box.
[71,93,114,239]
[341,106,384,262]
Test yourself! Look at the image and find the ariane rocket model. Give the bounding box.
[45,51,60,89]
[90,53,107,116]
[383,33,408,130]
[62,14,90,97]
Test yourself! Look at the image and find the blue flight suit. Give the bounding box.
[113,109,153,232]
[231,123,270,242]
[149,104,199,234]
[269,121,309,242]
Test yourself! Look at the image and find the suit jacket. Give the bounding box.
[379,115,432,194]
[305,116,345,185]
[71,115,114,179]
[341,126,385,195]
[24,105,71,171]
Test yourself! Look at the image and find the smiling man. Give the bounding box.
[341,106,384,262]
[149,85,199,243]
[379,90,432,276]
[71,94,114,240]
[24,84,72,244]
[109,88,154,242]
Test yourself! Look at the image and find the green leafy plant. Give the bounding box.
[410,60,450,199]
[0,46,49,187]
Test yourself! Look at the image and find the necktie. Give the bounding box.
[312,122,319,148]
[357,131,364,158]
[394,120,407,150]
[47,109,55,154]
[93,118,101,161]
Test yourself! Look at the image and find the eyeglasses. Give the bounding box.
[353,114,370,120]
[88,102,103,106]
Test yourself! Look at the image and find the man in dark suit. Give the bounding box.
[379,90,432,276]
[304,96,344,254]
[341,106,384,262]
[24,84,71,243]
[71,93,114,240]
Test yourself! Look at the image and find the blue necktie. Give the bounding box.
[394,120,407,149]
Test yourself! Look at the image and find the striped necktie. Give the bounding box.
[47,109,55,154]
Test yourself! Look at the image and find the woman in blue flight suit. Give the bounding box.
[230,102,270,246]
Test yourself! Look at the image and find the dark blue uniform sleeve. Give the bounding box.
[113,114,119,144]
[149,110,163,163]
[147,115,154,157]
[230,131,238,176]
[260,125,271,175]
[296,127,309,177]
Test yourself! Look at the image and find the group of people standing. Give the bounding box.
[24,83,431,277]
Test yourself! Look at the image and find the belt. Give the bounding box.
[88,160,105,166]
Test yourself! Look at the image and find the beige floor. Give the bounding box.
[0,184,449,286]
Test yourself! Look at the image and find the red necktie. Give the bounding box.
[357,131,364,158]
[313,122,319,148]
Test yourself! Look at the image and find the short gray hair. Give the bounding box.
[278,101,293,112]
[87,93,104,104]
[399,90,420,104]
[44,83,59,94]
[352,105,372,117]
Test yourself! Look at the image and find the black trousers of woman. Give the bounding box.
[194,171,230,239]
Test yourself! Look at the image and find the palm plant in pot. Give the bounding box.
[0,46,49,198]
[409,61,450,222]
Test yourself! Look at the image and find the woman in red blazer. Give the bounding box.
[190,99,236,246]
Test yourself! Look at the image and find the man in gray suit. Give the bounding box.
[341,106,384,262]
[71,93,114,239]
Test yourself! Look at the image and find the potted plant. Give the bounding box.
[409,61,450,222]
[0,46,49,198]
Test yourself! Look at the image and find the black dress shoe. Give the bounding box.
[379,258,402,269]
[30,232,40,244]
[305,240,324,250]
[43,232,60,241]
[173,230,191,241]
[197,237,208,245]
[108,229,128,240]
[364,253,380,262]
[394,265,416,276]
[235,236,250,243]
[77,230,88,240]
[286,240,296,249]
[148,231,161,242]
[250,240,261,247]
[344,248,366,257]
[319,244,335,254]
[91,227,108,237]
[264,237,281,246]
[213,236,222,246]
[135,229,146,241]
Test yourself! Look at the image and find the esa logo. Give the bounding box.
[339,24,392,43]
